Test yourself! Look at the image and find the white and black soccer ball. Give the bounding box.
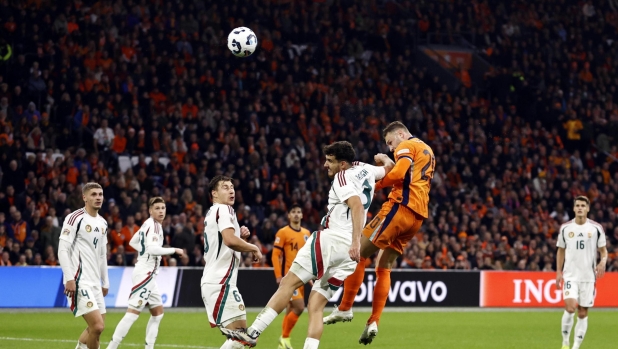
[227,27,258,57]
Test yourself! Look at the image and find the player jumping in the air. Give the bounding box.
[202,175,263,349]
[323,121,435,345]
[556,196,607,349]
[221,141,393,349]
[272,204,312,349]
[58,182,109,349]
[107,197,184,349]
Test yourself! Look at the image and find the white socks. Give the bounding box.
[572,316,588,349]
[75,341,88,349]
[220,339,245,349]
[145,314,164,349]
[561,310,574,346]
[247,307,279,337]
[303,338,320,349]
[108,312,140,348]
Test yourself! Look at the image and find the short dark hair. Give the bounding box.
[323,141,355,164]
[574,196,590,206]
[382,121,410,138]
[148,196,165,208]
[209,175,233,197]
[288,203,302,213]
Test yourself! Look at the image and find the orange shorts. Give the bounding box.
[363,201,424,254]
[290,286,304,301]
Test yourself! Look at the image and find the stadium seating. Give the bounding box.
[0,0,616,272]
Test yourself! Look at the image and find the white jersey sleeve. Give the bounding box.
[215,206,236,232]
[353,161,386,180]
[145,222,175,256]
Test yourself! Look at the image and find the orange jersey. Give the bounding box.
[376,137,435,218]
[272,225,311,278]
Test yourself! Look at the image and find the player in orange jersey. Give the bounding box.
[272,204,312,349]
[324,121,435,345]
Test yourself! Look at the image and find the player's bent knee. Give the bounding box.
[90,322,105,335]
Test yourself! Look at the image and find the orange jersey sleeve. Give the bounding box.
[272,225,311,278]
[377,137,435,218]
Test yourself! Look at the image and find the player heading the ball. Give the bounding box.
[221,141,394,349]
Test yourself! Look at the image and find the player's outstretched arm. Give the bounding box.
[346,195,364,263]
[556,247,565,289]
[374,153,395,175]
[145,232,182,256]
[272,231,285,283]
[221,227,263,261]
[375,156,412,190]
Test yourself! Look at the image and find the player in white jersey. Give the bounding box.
[107,197,184,349]
[58,182,109,349]
[556,196,608,349]
[222,141,393,349]
[202,175,263,349]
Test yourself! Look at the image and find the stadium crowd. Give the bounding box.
[0,0,617,273]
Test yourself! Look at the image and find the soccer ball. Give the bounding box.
[227,27,258,57]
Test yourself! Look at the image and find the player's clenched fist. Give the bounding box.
[174,248,184,257]
[240,226,251,239]
[64,280,76,298]
[252,249,263,262]
[374,153,390,165]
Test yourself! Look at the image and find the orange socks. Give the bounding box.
[281,312,300,338]
[367,267,391,325]
[339,257,367,311]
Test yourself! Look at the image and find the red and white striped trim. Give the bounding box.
[68,209,85,226]
[337,170,347,187]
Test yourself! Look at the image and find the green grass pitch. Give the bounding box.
[0,310,616,348]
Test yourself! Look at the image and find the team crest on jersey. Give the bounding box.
[86,301,93,308]
[62,229,70,235]
[153,237,158,242]
[239,304,245,311]
[568,232,574,238]
[85,225,92,233]
[138,300,143,307]
[588,232,592,238]
[564,291,569,296]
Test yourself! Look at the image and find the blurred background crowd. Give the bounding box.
[0,0,617,272]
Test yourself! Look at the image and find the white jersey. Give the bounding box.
[320,162,385,242]
[59,208,109,287]
[129,217,175,275]
[201,204,241,286]
[557,219,607,282]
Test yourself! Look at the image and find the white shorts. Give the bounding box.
[67,284,106,317]
[202,283,246,328]
[128,271,163,311]
[289,230,357,300]
[563,280,596,307]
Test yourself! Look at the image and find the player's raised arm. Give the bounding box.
[374,153,395,176]
[374,152,412,190]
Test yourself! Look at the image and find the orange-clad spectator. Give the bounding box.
[9,211,28,244]
[121,216,139,253]
[65,159,79,185]
[109,220,130,253]
[111,128,127,154]
[181,98,198,118]
[564,113,583,140]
